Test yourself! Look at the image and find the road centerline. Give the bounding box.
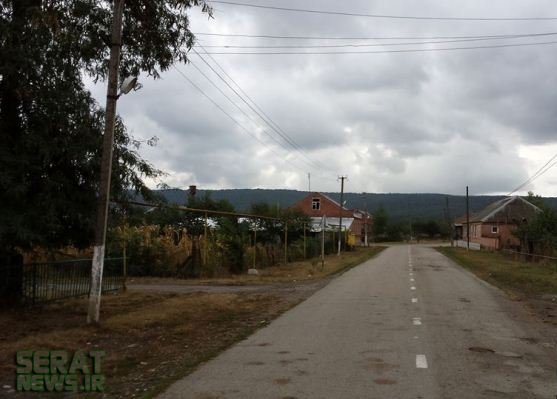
[416,355,428,369]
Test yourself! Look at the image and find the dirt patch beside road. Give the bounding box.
[0,247,384,398]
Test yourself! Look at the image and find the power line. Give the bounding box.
[172,65,313,174]
[198,33,557,49]
[195,42,334,173]
[188,59,323,172]
[200,39,557,55]
[208,1,557,21]
[507,152,557,196]
[172,65,338,183]
[192,50,305,153]
[194,31,557,41]
[191,48,334,173]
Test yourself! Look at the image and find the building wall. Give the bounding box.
[461,222,520,250]
[290,193,372,245]
[290,192,353,218]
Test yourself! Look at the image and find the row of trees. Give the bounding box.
[371,206,450,242]
[108,194,312,277]
[0,1,212,300]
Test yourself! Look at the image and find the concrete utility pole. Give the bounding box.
[466,186,470,251]
[445,196,453,247]
[337,176,347,256]
[321,215,326,268]
[363,192,369,247]
[88,0,125,324]
[308,172,311,192]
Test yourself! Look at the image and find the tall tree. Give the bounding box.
[372,205,388,240]
[0,1,211,297]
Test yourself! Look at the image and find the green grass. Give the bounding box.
[437,247,557,297]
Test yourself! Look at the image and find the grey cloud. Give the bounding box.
[85,0,557,194]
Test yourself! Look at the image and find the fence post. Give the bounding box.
[303,222,307,259]
[204,212,208,266]
[32,265,37,306]
[321,215,326,269]
[284,222,288,265]
[122,244,127,291]
[253,223,257,269]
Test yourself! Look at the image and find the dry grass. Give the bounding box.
[438,247,557,296]
[0,247,385,398]
[130,246,385,286]
[0,291,289,398]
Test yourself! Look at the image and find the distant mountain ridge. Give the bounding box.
[152,188,557,222]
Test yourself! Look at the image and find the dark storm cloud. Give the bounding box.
[86,0,557,194]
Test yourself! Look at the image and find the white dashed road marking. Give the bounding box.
[416,355,428,369]
[413,317,422,325]
[412,298,418,303]
[411,286,416,290]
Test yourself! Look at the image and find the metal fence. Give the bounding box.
[454,240,481,251]
[1,257,124,305]
[501,248,557,264]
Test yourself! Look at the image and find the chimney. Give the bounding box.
[189,185,197,197]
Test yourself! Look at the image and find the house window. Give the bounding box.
[311,198,320,210]
[491,225,499,234]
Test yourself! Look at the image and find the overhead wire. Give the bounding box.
[172,65,320,176]
[198,33,557,49]
[208,1,557,21]
[507,152,557,196]
[194,42,335,173]
[188,58,326,173]
[193,31,557,41]
[199,39,557,55]
[191,47,336,174]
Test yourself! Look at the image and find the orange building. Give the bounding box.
[289,192,372,246]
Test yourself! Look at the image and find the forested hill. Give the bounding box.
[154,189,557,222]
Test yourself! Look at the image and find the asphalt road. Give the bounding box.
[158,245,556,399]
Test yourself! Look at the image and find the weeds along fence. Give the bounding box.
[110,201,349,278]
[1,258,124,305]
[500,248,557,267]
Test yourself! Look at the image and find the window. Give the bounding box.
[491,225,499,234]
[311,198,320,210]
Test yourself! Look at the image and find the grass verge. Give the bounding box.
[437,247,557,297]
[0,247,384,398]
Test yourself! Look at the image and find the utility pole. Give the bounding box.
[284,222,288,265]
[308,172,311,192]
[407,199,413,242]
[363,192,369,247]
[321,215,326,268]
[87,0,125,324]
[466,186,470,251]
[337,176,347,256]
[445,196,453,246]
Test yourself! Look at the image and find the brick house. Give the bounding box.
[454,196,541,250]
[289,192,372,246]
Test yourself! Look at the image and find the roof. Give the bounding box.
[308,216,354,232]
[313,192,348,210]
[455,196,541,224]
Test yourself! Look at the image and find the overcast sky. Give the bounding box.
[89,0,557,196]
